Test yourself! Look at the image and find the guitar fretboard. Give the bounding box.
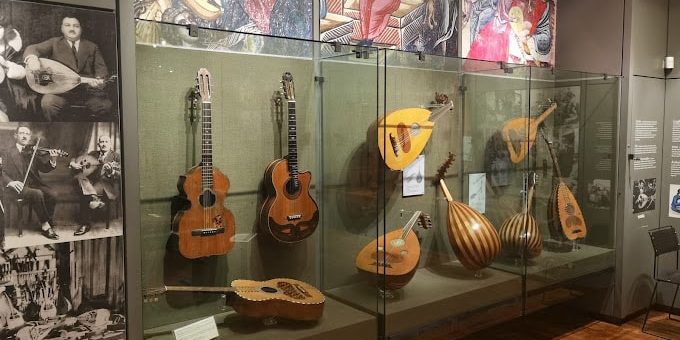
[202,102,213,190]
[287,100,299,188]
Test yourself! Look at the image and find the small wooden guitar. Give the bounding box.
[501,101,557,164]
[541,131,587,240]
[259,72,319,244]
[355,211,431,290]
[437,153,500,271]
[499,172,543,258]
[377,101,454,170]
[172,68,236,258]
[26,58,117,95]
[143,278,325,321]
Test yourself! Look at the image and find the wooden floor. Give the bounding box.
[455,304,680,339]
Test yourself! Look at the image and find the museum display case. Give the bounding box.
[131,19,619,339]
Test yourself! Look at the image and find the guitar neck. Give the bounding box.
[165,285,235,293]
[287,99,299,186]
[428,101,454,122]
[400,211,421,240]
[540,131,563,178]
[532,103,557,127]
[202,101,214,190]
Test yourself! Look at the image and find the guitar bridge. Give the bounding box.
[389,133,399,156]
[191,227,225,237]
[287,214,302,221]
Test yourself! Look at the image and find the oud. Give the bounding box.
[541,131,587,241]
[355,211,431,290]
[259,72,319,244]
[143,278,325,321]
[172,68,235,258]
[377,101,454,170]
[501,101,557,164]
[26,58,117,95]
[499,172,543,258]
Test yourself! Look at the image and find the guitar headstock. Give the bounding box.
[417,213,432,229]
[281,72,295,101]
[434,152,456,183]
[142,287,167,303]
[196,68,212,102]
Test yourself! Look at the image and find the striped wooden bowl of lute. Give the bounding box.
[499,172,543,258]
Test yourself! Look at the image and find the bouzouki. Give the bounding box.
[501,101,557,164]
[143,278,325,321]
[355,211,431,290]
[26,58,117,95]
[499,172,543,258]
[259,72,319,244]
[541,130,587,240]
[436,153,500,271]
[172,68,236,258]
[378,101,454,170]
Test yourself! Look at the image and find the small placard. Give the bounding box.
[173,317,219,340]
[468,173,486,213]
[402,155,425,197]
[637,214,645,219]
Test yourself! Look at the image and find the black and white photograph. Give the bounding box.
[633,177,656,214]
[0,0,118,122]
[0,122,122,250]
[587,179,611,209]
[0,238,125,339]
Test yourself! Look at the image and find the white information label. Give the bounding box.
[173,317,219,340]
[402,155,425,197]
[634,120,658,141]
[468,173,486,213]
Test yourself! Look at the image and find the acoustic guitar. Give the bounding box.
[143,278,325,321]
[501,101,557,164]
[26,58,117,95]
[182,0,223,20]
[436,153,500,271]
[172,68,236,258]
[499,172,543,258]
[259,72,319,244]
[541,131,587,240]
[355,211,431,290]
[377,101,454,170]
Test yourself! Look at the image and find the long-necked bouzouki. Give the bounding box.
[541,131,587,241]
[172,68,236,258]
[259,72,319,244]
[436,153,500,271]
[355,211,431,290]
[26,58,117,95]
[499,172,543,258]
[501,101,557,164]
[143,278,325,321]
[377,101,454,170]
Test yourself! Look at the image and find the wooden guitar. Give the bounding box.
[436,153,500,271]
[377,101,454,170]
[355,211,431,290]
[143,278,325,321]
[172,68,236,258]
[501,101,557,164]
[259,72,319,244]
[26,58,117,95]
[541,131,587,240]
[499,172,543,258]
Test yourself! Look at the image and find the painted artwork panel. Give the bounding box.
[462,0,556,66]
[669,184,680,218]
[320,0,459,57]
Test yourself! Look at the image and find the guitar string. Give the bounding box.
[388,104,452,145]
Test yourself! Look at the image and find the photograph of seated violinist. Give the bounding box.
[0,122,122,250]
[0,1,118,122]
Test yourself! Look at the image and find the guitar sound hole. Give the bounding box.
[285,179,300,196]
[260,287,277,293]
[199,190,216,208]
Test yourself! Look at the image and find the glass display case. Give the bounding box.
[131,20,619,339]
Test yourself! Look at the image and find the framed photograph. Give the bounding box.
[633,178,656,214]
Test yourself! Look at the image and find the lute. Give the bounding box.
[172,68,236,258]
[26,58,117,95]
[499,171,543,258]
[143,278,325,321]
[259,72,319,244]
[355,211,431,290]
[501,101,557,164]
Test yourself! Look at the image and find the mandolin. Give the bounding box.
[26,58,117,95]
[499,172,543,258]
[541,130,587,241]
[436,153,500,271]
[501,101,557,164]
[143,278,325,321]
[172,68,236,258]
[377,101,454,170]
[355,211,431,290]
[259,72,319,244]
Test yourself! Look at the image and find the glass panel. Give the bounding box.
[136,21,378,339]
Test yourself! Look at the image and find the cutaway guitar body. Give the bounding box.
[355,229,420,290]
[173,166,236,258]
[260,158,319,244]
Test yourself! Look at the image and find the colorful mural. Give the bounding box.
[462,0,556,66]
[320,0,459,57]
